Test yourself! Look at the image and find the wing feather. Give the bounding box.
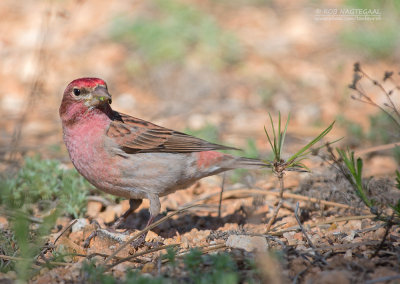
[106,112,239,153]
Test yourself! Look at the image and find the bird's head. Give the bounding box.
[60,78,113,124]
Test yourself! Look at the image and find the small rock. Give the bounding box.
[69,231,83,244]
[343,231,357,242]
[141,262,155,273]
[344,249,352,259]
[328,223,337,231]
[312,270,351,284]
[289,257,307,277]
[145,231,159,242]
[181,236,189,249]
[294,232,303,241]
[296,244,308,251]
[374,227,386,239]
[87,201,103,218]
[72,218,89,232]
[283,232,295,240]
[98,206,116,223]
[226,235,268,252]
[283,232,297,246]
[310,234,321,243]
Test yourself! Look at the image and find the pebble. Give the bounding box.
[226,235,268,252]
[71,218,89,232]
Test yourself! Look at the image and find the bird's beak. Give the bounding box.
[89,85,112,107]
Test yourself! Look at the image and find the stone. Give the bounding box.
[226,235,268,252]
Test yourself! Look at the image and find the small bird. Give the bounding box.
[60,78,267,244]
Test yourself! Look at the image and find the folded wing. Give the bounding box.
[107,112,240,154]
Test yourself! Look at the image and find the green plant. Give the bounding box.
[0,156,95,281]
[264,112,335,231]
[125,270,166,284]
[13,209,59,281]
[0,230,17,273]
[331,147,400,221]
[79,249,246,284]
[336,149,373,207]
[81,260,116,284]
[265,112,334,172]
[182,249,239,284]
[0,156,93,218]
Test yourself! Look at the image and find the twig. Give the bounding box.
[169,243,227,262]
[265,200,283,232]
[351,64,400,130]
[303,240,381,252]
[294,203,315,250]
[265,173,285,232]
[36,219,78,262]
[104,203,200,264]
[294,202,327,265]
[106,244,179,270]
[184,188,353,209]
[0,255,71,267]
[292,264,311,284]
[359,67,400,119]
[0,208,43,223]
[197,243,226,254]
[54,219,78,245]
[355,141,400,156]
[271,214,376,236]
[365,274,400,284]
[372,213,394,258]
[218,173,226,218]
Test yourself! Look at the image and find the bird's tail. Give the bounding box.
[232,157,271,170]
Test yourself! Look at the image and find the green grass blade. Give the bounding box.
[264,125,276,158]
[269,113,278,158]
[277,112,282,158]
[279,112,290,161]
[286,121,335,165]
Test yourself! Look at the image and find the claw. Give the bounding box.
[129,233,163,250]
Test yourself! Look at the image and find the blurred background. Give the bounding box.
[0,0,399,174]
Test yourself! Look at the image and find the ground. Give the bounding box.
[0,0,400,283]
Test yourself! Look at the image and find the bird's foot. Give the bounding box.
[83,221,129,248]
[129,232,163,251]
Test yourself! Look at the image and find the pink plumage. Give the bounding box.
[60,78,267,231]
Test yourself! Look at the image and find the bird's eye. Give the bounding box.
[73,88,81,96]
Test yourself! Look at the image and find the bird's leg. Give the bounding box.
[130,194,161,249]
[130,215,156,248]
[111,198,143,229]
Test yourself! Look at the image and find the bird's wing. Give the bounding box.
[106,112,239,153]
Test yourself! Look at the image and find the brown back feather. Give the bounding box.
[107,112,240,153]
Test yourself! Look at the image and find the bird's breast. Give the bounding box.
[62,118,125,193]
